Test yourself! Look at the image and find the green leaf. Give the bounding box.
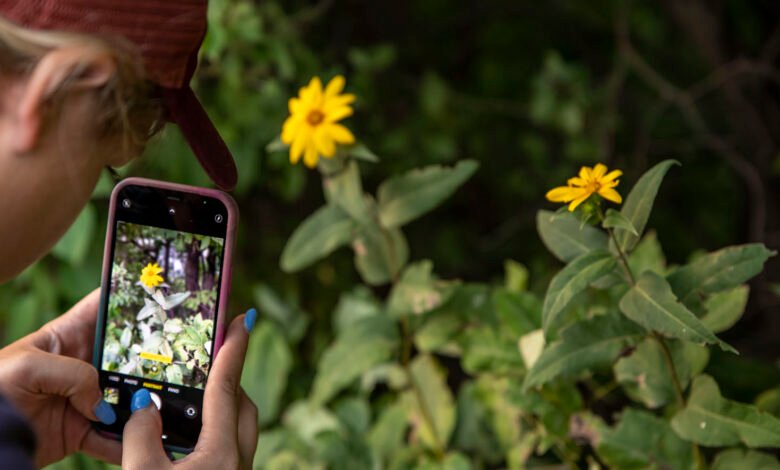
[346,142,380,162]
[711,449,780,470]
[701,285,750,333]
[377,160,478,228]
[283,401,342,445]
[332,287,382,335]
[542,250,617,337]
[51,203,96,266]
[322,160,370,222]
[310,315,398,405]
[614,159,679,252]
[671,375,780,447]
[614,338,709,408]
[387,261,453,317]
[504,260,529,293]
[352,223,408,286]
[524,313,642,390]
[602,208,638,236]
[241,321,292,425]
[619,271,736,353]
[536,210,608,263]
[627,231,666,276]
[594,409,694,470]
[667,244,774,300]
[368,402,408,463]
[401,354,456,452]
[253,284,309,343]
[280,204,355,272]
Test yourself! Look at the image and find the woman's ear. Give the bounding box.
[13,44,116,153]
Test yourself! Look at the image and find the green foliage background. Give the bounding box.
[1,0,779,468]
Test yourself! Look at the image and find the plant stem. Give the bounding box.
[652,331,685,407]
[606,226,636,286]
[399,315,445,460]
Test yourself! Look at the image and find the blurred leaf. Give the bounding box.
[667,244,774,300]
[542,250,617,337]
[242,321,292,425]
[332,286,382,335]
[322,160,370,222]
[619,271,736,353]
[402,354,456,452]
[503,260,528,293]
[701,285,750,333]
[387,261,452,317]
[594,409,694,470]
[346,142,380,163]
[253,284,309,343]
[602,208,638,236]
[52,203,96,266]
[415,311,462,353]
[756,387,780,417]
[524,313,642,390]
[493,289,542,338]
[333,397,370,436]
[420,72,450,119]
[615,338,708,408]
[368,402,408,464]
[310,315,398,405]
[614,159,679,252]
[284,401,342,445]
[672,375,780,447]
[711,449,780,469]
[280,204,355,272]
[536,210,608,263]
[377,160,478,229]
[352,223,408,286]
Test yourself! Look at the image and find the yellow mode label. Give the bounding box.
[143,382,163,390]
[140,351,173,364]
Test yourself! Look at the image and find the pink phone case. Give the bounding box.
[97,177,238,381]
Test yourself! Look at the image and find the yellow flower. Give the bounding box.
[546,163,623,212]
[139,262,164,289]
[281,76,356,168]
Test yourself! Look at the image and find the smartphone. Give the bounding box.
[92,177,238,453]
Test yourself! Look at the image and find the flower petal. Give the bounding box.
[546,186,580,202]
[598,187,623,204]
[579,166,592,181]
[326,123,355,144]
[314,128,336,157]
[592,163,608,179]
[324,94,356,111]
[567,177,586,187]
[325,106,353,123]
[568,193,591,212]
[325,75,345,98]
[281,117,301,143]
[289,129,309,164]
[288,97,302,115]
[303,145,319,168]
[601,169,622,183]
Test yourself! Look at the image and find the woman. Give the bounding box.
[0,1,257,468]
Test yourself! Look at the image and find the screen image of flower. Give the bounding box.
[101,222,224,390]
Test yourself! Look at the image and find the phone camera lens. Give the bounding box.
[214,214,224,223]
[168,208,176,216]
[122,199,131,209]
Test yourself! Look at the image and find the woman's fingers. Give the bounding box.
[80,428,122,465]
[197,311,253,455]
[122,390,169,470]
[26,351,111,424]
[237,388,259,469]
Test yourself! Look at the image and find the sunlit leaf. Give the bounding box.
[536,210,608,263]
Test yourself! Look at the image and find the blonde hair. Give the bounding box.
[0,16,163,157]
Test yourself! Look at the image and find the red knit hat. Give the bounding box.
[0,0,238,191]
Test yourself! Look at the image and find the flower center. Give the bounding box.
[307,110,325,126]
[585,182,601,193]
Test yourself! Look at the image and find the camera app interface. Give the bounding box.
[102,221,224,389]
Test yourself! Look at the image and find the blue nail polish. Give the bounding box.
[244,308,257,332]
[131,389,152,413]
[94,399,116,425]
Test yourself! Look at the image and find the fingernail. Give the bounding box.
[244,308,257,332]
[94,399,116,425]
[131,389,152,413]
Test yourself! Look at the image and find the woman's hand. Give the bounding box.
[122,311,258,470]
[0,290,122,467]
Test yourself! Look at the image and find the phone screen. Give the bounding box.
[94,183,230,451]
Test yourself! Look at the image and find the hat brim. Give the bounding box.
[161,87,238,191]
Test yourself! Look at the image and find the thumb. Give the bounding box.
[122,389,169,469]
